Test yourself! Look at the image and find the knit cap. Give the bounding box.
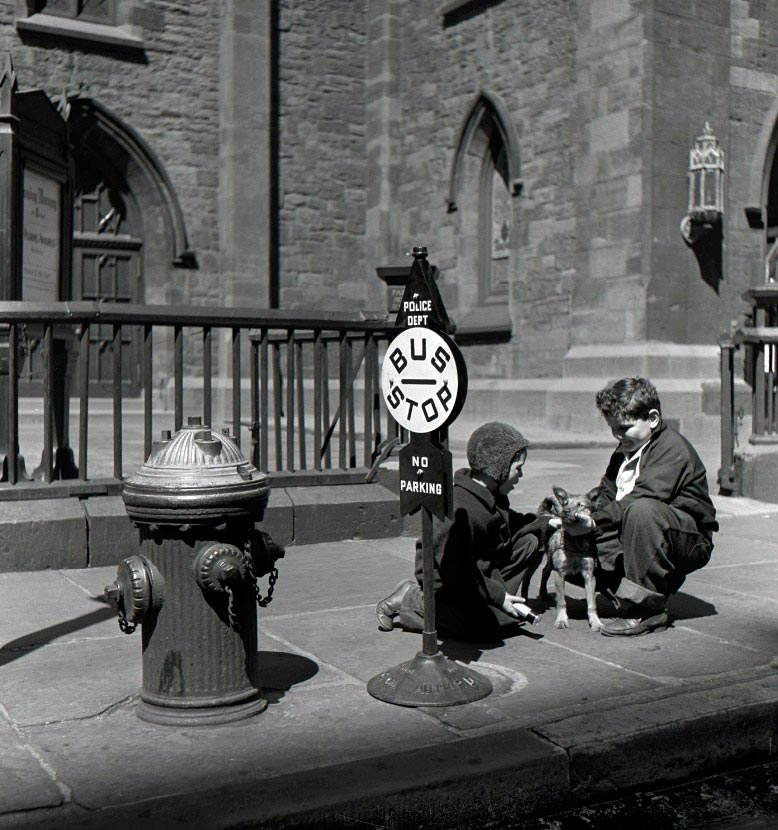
[466,422,530,484]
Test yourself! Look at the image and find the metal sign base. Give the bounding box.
[367,650,492,707]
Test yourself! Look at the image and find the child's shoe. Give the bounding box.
[375,579,416,631]
[601,607,670,636]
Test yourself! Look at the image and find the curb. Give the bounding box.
[0,483,402,572]
[4,672,775,830]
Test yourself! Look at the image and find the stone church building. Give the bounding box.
[2,0,778,443]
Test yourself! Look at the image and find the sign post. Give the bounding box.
[367,246,492,707]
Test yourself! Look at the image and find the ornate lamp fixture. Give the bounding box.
[681,122,724,291]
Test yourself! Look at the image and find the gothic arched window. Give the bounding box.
[448,92,521,336]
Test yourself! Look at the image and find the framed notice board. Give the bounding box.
[0,68,73,302]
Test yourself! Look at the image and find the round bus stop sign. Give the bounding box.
[380,328,465,434]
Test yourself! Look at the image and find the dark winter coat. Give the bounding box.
[414,469,547,609]
[592,422,718,542]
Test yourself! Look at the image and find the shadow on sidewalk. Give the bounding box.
[667,592,717,621]
[258,651,320,704]
[0,605,116,667]
[439,623,544,664]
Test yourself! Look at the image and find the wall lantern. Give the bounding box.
[680,122,724,292]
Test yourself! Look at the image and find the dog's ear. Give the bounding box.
[540,490,563,516]
[585,486,602,506]
[551,485,569,504]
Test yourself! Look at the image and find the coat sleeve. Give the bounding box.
[509,510,552,543]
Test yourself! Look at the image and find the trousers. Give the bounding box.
[397,533,542,640]
[596,499,712,609]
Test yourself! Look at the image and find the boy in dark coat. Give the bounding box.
[375,422,549,640]
[591,377,718,636]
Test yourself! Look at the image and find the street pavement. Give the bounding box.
[0,446,776,829]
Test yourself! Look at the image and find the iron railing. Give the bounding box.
[718,286,778,494]
[0,302,399,500]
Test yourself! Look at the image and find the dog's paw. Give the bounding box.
[589,617,604,632]
[554,617,569,629]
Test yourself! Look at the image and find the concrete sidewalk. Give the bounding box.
[0,460,776,828]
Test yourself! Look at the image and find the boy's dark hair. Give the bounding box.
[595,377,662,421]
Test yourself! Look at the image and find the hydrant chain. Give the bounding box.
[118,617,138,635]
[242,540,278,608]
[225,584,241,632]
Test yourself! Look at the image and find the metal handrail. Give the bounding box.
[0,301,398,499]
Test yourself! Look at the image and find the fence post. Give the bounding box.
[717,337,738,495]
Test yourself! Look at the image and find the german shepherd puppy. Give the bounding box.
[537,486,603,631]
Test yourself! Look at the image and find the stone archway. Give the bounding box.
[66,98,195,394]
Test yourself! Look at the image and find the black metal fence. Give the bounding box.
[719,286,778,494]
[0,302,399,500]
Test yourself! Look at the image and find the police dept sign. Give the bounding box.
[381,328,460,433]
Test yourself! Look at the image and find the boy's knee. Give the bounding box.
[622,499,664,528]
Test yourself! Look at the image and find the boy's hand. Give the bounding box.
[548,517,563,529]
[501,592,526,618]
[502,594,539,625]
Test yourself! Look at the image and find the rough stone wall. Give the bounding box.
[0,0,221,308]
[4,0,778,384]
[569,0,649,351]
[646,0,730,345]
[727,0,778,321]
[277,0,369,311]
[392,0,579,379]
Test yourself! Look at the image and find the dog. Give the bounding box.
[536,485,603,631]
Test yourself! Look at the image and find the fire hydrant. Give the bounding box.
[105,417,283,726]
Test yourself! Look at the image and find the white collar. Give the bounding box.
[620,439,651,466]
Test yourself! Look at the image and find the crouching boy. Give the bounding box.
[591,377,718,636]
[375,422,549,641]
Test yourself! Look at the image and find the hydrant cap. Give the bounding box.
[122,423,270,524]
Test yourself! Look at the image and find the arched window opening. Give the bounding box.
[448,92,520,336]
[479,136,511,302]
[767,152,778,247]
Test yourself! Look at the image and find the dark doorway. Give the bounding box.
[72,170,143,396]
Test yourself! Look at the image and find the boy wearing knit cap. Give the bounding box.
[375,422,549,640]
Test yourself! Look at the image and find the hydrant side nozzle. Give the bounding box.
[108,555,159,633]
[193,544,247,594]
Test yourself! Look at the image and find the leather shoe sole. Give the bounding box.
[376,578,416,631]
[601,611,670,637]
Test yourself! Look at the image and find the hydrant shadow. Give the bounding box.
[0,605,116,668]
[258,651,319,704]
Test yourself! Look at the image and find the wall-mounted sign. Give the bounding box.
[22,167,61,302]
